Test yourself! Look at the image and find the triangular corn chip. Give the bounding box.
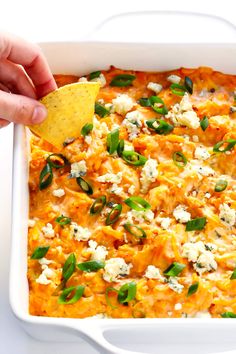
[29,82,100,149]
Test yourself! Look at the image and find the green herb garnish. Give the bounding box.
[186,217,206,231]
[124,196,151,211]
[105,204,122,225]
[58,285,85,305]
[121,151,147,166]
[164,262,186,277]
[76,177,93,195]
[110,74,136,87]
[77,260,105,272]
[90,196,106,215]
[39,163,53,190]
[31,246,50,259]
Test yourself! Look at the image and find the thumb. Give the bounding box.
[0,90,47,125]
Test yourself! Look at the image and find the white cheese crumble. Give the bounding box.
[36,265,55,285]
[128,185,135,195]
[42,223,55,238]
[167,75,181,84]
[122,110,143,140]
[156,217,171,230]
[103,257,131,282]
[78,77,88,82]
[28,219,36,227]
[90,73,106,87]
[168,277,184,293]
[97,171,122,184]
[140,158,158,193]
[52,188,65,198]
[192,135,199,143]
[87,240,108,262]
[182,241,217,274]
[123,209,155,224]
[144,265,165,281]
[112,94,134,115]
[93,116,110,138]
[38,257,54,266]
[70,160,87,178]
[147,82,162,94]
[174,303,182,311]
[194,146,210,160]
[84,135,92,145]
[191,162,215,177]
[166,93,200,129]
[219,203,236,227]
[205,192,211,199]
[173,205,191,223]
[70,222,91,241]
[109,183,123,195]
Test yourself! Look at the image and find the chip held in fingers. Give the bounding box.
[28,82,100,149]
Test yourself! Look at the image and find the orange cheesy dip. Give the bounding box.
[28,67,236,319]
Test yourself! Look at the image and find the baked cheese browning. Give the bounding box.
[28,66,236,319]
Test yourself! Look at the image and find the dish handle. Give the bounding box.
[69,323,148,354]
[68,323,236,354]
[86,11,236,42]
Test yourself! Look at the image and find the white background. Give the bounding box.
[1,1,236,353]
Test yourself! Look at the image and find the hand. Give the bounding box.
[0,32,57,128]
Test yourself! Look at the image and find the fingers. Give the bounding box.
[0,90,47,125]
[0,59,37,99]
[0,32,57,98]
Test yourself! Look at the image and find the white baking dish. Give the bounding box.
[9,11,236,354]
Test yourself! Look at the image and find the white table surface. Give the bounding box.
[1,1,236,353]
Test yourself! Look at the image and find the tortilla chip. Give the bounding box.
[29,82,100,149]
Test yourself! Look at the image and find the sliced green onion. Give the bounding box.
[146,119,174,135]
[184,76,193,94]
[221,312,236,318]
[81,123,93,136]
[187,282,199,297]
[164,262,186,277]
[138,97,151,107]
[55,215,71,226]
[76,177,93,195]
[39,163,53,190]
[105,204,122,225]
[172,151,188,168]
[230,267,236,280]
[110,74,136,87]
[90,196,106,215]
[62,253,76,282]
[107,129,119,154]
[124,196,151,211]
[95,102,110,118]
[105,287,118,309]
[58,285,85,305]
[89,70,101,80]
[118,282,137,304]
[121,151,147,166]
[215,179,228,192]
[117,139,125,157]
[77,260,105,272]
[149,96,168,115]
[46,153,69,169]
[200,116,209,131]
[170,83,187,96]
[124,223,146,238]
[186,217,207,231]
[31,246,50,259]
[213,139,236,153]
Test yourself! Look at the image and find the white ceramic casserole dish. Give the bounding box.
[10,11,236,354]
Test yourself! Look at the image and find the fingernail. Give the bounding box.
[31,106,47,124]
